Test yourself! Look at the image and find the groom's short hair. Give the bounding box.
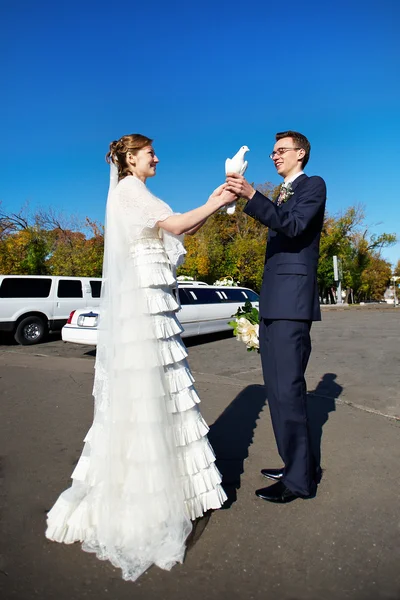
[276,131,311,168]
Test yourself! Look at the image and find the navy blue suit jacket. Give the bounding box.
[244,174,326,321]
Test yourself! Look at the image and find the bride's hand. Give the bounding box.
[207,184,237,209]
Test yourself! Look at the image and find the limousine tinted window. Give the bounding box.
[177,288,193,305]
[57,280,83,298]
[0,277,52,298]
[243,289,259,302]
[90,280,102,298]
[186,288,223,304]
[223,288,260,302]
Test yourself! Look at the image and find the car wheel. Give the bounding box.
[14,316,47,345]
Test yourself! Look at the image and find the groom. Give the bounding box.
[226,131,326,503]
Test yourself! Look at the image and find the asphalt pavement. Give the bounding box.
[0,309,399,600]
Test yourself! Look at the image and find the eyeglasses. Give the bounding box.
[269,147,301,159]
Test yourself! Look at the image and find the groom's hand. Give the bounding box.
[225,173,256,200]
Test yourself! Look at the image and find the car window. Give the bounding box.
[186,288,223,304]
[90,280,102,298]
[223,289,251,302]
[57,280,83,298]
[243,289,259,301]
[223,288,259,302]
[177,288,193,305]
[0,277,52,298]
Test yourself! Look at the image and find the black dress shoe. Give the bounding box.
[256,480,317,503]
[260,467,284,481]
[256,481,298,503]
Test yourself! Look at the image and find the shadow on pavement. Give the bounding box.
[208,384,266,508]
[208,374,343,508]
[307,373,342,476]
[185,510,212,554]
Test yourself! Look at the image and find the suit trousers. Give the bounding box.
[259,318,315,496]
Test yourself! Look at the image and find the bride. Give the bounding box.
[45,133,236,582]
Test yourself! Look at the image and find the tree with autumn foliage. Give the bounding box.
[0,208,51,275]
[315,204,396,302]
[0,192,397,303]
[343,232,395,302]
[0,204,104,277]
[44,214,104,277]
[394,259,400,278]
[358,254,392,301]
[179,192,396,301]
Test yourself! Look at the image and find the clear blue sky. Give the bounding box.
[1,0,399,265]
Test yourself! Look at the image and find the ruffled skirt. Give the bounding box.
[45,236,227,580]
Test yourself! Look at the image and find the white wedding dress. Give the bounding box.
[45,175,227,581]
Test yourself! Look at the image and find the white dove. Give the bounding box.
[225,145,250,215]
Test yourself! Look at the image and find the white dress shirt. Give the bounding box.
[284,171,304,185]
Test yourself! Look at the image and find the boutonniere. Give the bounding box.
[276,182,294,206]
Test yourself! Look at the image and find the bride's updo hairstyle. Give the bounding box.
[106,134,153,180]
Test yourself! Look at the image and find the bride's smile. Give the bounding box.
[127,145,159,182]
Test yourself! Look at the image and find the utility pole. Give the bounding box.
[392,276,399,307]
[333,255,342,304]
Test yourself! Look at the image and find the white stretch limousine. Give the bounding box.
[62,282,259,345]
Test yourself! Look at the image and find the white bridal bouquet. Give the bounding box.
[214,277,240,287]
[229,301,260,352]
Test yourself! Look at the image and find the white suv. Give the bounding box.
[0,275,102,345]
